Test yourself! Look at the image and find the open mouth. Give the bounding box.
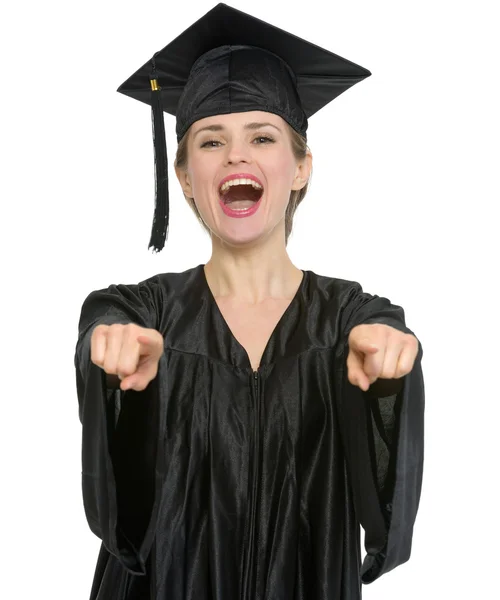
[219,179,264,208]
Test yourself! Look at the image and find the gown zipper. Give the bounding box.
[242,370,261,600]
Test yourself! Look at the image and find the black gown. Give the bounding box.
[74,263,425,600]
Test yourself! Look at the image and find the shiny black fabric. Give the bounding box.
[174,45,308,142]
[116,3,371,133]
[74,264,425,600]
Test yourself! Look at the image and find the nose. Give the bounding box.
[224,138,251,166]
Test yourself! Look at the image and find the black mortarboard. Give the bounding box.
[117,2,371,253]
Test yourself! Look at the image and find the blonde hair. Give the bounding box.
[174,121,312,246]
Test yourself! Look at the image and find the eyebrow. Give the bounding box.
[193,121,282,138]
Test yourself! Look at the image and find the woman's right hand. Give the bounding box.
[90,323,164,391]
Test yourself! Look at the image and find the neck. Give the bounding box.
[204,246,302,305]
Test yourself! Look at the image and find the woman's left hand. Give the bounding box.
[347,324,419,392]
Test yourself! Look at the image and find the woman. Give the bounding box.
[75,4,424,599]
[174,107,310,376]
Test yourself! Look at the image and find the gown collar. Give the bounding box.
[196,263,308,372]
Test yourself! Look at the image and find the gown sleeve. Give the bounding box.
[74,281,167,576]
[336,283,425,584]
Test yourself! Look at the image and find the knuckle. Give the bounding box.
[91,352,103,365]
[406,333,417,346]
[117,363,135,377]
[103,354,117,373]
[124,323,137,335]
[399,363,411,376]
[119,349,138,370]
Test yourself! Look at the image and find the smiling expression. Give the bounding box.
[175,110,310,243]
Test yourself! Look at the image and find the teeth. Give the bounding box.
[220,178,263,193]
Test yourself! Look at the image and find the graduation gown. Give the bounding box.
[74,263,424,600]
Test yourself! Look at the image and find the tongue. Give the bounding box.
[225,199,255,209]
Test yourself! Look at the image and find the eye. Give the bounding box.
[200,139,222,148]
[200,135,275,148]
[253,135,275,144]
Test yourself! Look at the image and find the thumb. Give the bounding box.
[120,360,159,391]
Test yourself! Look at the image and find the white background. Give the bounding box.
[1,0,499,598]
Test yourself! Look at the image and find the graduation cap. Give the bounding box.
[117,2,371,253]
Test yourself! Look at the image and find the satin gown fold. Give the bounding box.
[74,264,424,600]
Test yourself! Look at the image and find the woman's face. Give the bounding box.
[175,110,310,245]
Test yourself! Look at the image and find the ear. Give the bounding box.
[174,164,193,198]
[291,150,313,191]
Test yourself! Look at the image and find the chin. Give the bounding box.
[215,224,268,247]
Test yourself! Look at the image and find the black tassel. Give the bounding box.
[148,57,169,253]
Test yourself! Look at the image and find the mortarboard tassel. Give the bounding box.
[148,57,169,253]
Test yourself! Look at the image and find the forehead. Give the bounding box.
[192,111,286,132]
